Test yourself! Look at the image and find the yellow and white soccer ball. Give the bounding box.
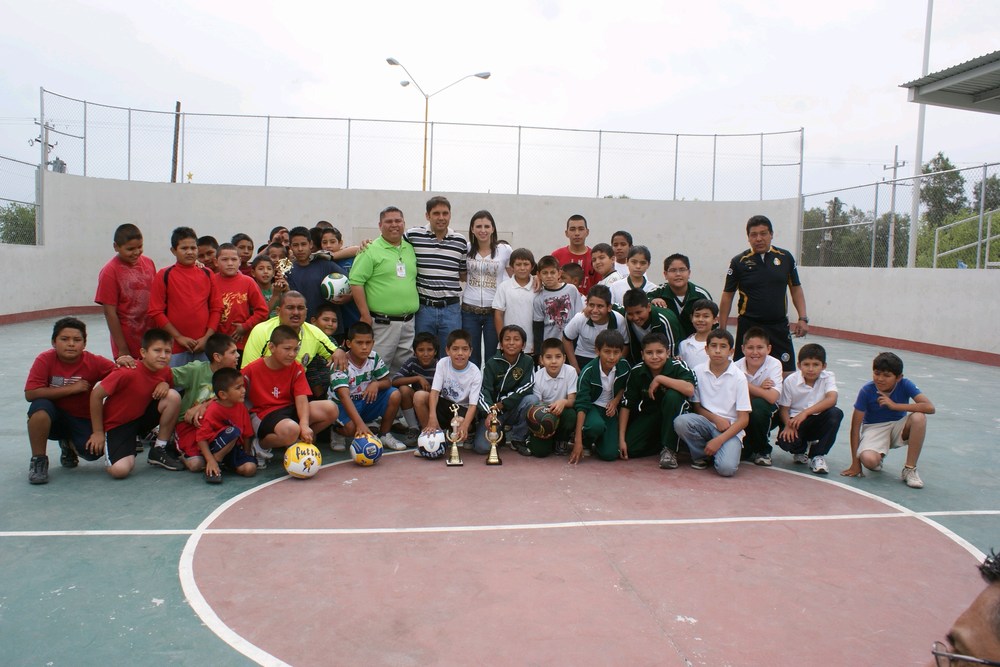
[284,442,323,478]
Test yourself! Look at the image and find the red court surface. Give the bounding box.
[183,452,983,666]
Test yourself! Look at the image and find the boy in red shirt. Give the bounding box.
[551,214,597,296]
[214,243,269,354]
[194,367,257,483]
[242,325,339,453]
[94,223,156,366]
[86,329,183,479]
[148,226,222,367]
[25,317,119,484]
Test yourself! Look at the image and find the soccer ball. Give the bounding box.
[416,430,446,459]
[351,433,383,466]
[526,403,558,440]
[284,442,323,479]
[320,272,351,301]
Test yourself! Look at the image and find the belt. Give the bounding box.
[461,303,493,315]
[419,296,460,308]
[371,312,415,322]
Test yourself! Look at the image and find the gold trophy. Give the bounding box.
[445,404,464,467]
[275,256,293,279]
[485,406,503,466]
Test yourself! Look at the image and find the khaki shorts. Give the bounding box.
[857,416,909,456]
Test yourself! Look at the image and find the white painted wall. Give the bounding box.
[5,171,795,313]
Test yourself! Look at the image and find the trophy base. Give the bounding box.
[446,459,464,467]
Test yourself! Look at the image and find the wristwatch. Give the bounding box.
[799,317,810,324]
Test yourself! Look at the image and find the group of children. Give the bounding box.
[24,216,936,491]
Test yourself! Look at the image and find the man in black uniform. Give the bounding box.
[718,215,808,374]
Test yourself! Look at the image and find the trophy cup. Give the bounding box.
[275,257,293,279]
[445,404,464,467]
[485,406,503,466]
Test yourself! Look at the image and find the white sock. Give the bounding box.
[154,438,168,449]
[403,409,418,429]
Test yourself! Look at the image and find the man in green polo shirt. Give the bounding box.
[350,206,419,373]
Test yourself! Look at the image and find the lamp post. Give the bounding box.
[387,57,490,191]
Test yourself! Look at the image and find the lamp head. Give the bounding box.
[475,72,491,79]
[386,57,400,66]
[400,81,410,87]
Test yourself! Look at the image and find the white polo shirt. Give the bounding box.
[493,277,537,353]
[563,311,629,360]
[692,361,752,439]
[532,364,578,403]
[610,276,659,306]
[734,355,784,395]
[778,370,837,417]
[679,335,709,371]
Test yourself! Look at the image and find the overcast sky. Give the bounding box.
[2,0,997,197]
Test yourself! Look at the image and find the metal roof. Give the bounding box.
[900,50,1000,115]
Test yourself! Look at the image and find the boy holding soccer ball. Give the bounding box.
[515,337,578,458]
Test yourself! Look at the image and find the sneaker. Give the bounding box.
[553,440,570,456]
[332,436,347,452]
[28,455,49,484]
[873,454,884,472]
[753,454,772,467]
[792,453,810,465]
[147,445,183,471]
[252,438,271,468]
[59,439,79,468]
[462,438,474,450]
[810,455,829,475]
[510,440,531,456]
[658,448,679,469]
[690,458,709,470]
[403,427,421,446]
[380,432,407,451]
[901,466,924,489]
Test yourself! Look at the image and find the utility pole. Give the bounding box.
[883,146,906,268]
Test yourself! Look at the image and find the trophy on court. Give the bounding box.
[445,404,464,467]
[485,406,503,466]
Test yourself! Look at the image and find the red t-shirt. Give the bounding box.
[94,255,156,358]
[99,363,174,431]
[148,263,222,353]
[551,246,597,295]
[214,273,270,350]
[242,358,311,419]
[196,400,253,445]
[25,349,117,419]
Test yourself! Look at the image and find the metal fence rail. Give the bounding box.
[800,162,1000,269]
[37,88,804,202]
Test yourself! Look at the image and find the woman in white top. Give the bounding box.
[462,210,512,369]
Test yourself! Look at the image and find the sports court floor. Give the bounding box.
[2,314,997,666]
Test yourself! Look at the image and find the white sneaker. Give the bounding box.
[380,432,407,451]
[901,466,924,489]
[332,436,347,452]
[792,453,810,465]
[252,438,271,468]
[810,455,829,474]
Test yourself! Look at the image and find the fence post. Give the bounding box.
[428,122,434,191]
[127,108,132,181]
[933,227,939,269]
[977,163,987,268]
[346,119,351,189]
[264,116,271,186]
[37,88,45,244]
[759,132,764,200]
[711,134,717,201]
[83,101,88,177]
[596,130,602,198]
[672,134,679,201]
[870,183,879,267]
[516,126,521,195]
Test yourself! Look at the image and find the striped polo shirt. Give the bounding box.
[404,225,469,301]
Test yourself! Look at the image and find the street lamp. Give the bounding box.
[386,57,490,191]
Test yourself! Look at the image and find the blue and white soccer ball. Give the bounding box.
[351,433,383,466]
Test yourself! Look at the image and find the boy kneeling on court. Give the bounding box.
[776,343,842,475]
[192,367,258,483]
[620,332,696,468]
[512,337,578,457]
[841,352,935,489]
[418,330,482,446]
[328,322,407,452]
[242,325,339,453]
[569,330,631,463]
[476,325,535,455]
[673,330,750,477]
[86,328,183,479]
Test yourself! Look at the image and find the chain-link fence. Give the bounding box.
[38,88,803,201]
[0,155,38,245]
[800,162,1000,269]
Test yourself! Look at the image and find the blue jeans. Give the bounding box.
[673,413,743,477]
[415,302,462,357]
[462,307,498,369]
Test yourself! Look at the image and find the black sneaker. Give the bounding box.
[136,428,157,454]
[147,445,183,471]
[512,441,532,456]
[29,455,49,484]
[553,440,570,455]
[658,448,679,469]
[59,439,79,468]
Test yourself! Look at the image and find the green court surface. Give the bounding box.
[1,314,997,665]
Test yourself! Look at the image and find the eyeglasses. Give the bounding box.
[932,641,1000,667]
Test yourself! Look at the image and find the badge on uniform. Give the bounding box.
[774,258,781,265]
[396,260,406,278]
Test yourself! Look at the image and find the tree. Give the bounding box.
[920,152,968,228]
[0,202,36,245]
[971,173,1000,212]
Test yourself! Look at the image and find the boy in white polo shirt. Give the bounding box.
[511,338,578,457]
[734,327,783,467]
[673,329,750,477]
[493,248,537,355]
[776,343,842,474]
[562,284,629,373]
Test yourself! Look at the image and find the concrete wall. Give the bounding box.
[5,172,996,359]
[3,171,795,315]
